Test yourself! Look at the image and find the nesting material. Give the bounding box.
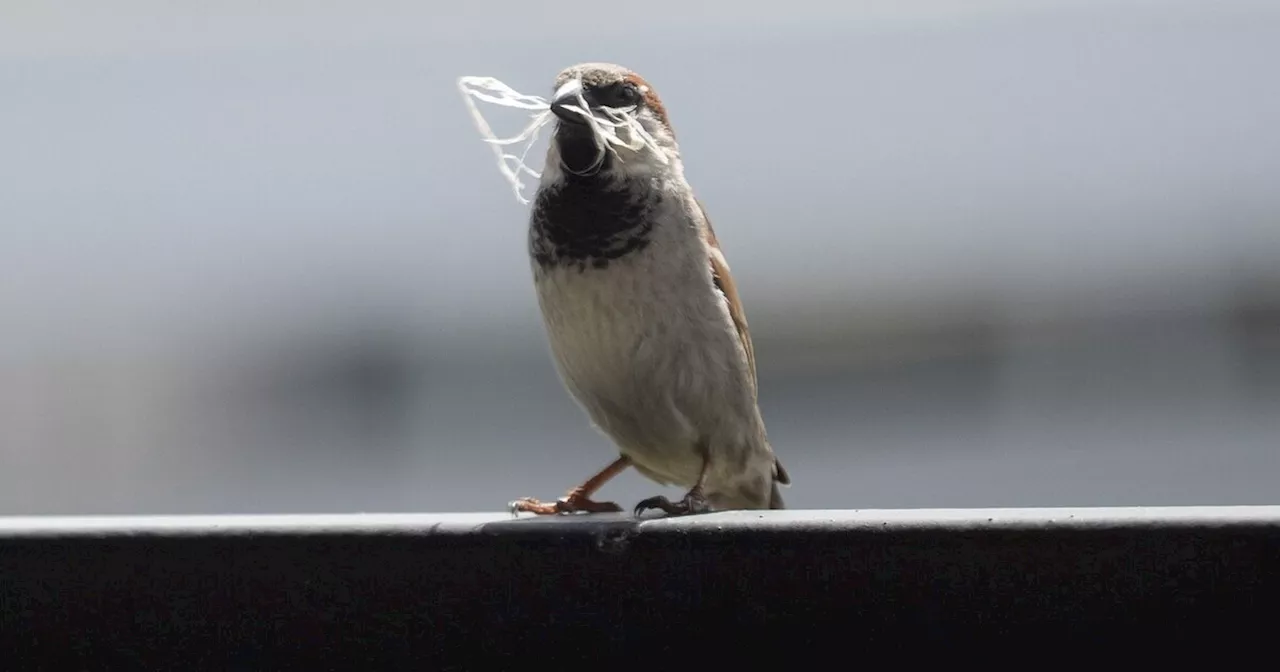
[456,75,667,205]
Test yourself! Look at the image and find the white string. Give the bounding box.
[456,75,669,205]
[456,76,551,204]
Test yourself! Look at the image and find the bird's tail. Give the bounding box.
[769,455,790,509]
[769,480,786,510]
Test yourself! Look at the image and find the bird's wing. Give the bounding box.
[697,199,790,486]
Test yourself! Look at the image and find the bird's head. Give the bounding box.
[543,62,681,182]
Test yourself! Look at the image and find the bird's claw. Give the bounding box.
[509,493,623,516]
[508,499,528,518]
[633,490,711,518]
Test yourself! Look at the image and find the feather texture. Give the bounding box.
[698,199,790,487]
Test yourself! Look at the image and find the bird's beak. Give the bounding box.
[550,78,591,125]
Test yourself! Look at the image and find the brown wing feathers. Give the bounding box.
[697,200,790,486]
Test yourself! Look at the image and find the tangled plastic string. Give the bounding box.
[456,75,667,205]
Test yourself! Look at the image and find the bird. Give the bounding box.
[508,62,790,517]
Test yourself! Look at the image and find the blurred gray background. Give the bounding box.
[2,0,1277,515]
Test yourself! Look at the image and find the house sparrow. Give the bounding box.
[509,62,790,517]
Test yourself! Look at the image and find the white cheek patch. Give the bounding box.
[456,74,669,205]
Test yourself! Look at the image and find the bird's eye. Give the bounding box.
[593,82,642,108]
[617,84,642,105]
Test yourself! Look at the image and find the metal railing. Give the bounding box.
[2,506,1277,665]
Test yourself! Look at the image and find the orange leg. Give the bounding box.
[509,456,632,515]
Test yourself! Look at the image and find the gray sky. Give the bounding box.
[2,0,1278,361]
[2,2,1279,515]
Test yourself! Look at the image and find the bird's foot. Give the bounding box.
[633,488,711,518]
[509,488,623,517]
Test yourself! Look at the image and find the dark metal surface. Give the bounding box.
[2,507,1278,666]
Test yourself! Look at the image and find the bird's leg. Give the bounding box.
[509,456,631,516]
[633,447,712,517]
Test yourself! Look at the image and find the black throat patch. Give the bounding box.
[529,174,659,272]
